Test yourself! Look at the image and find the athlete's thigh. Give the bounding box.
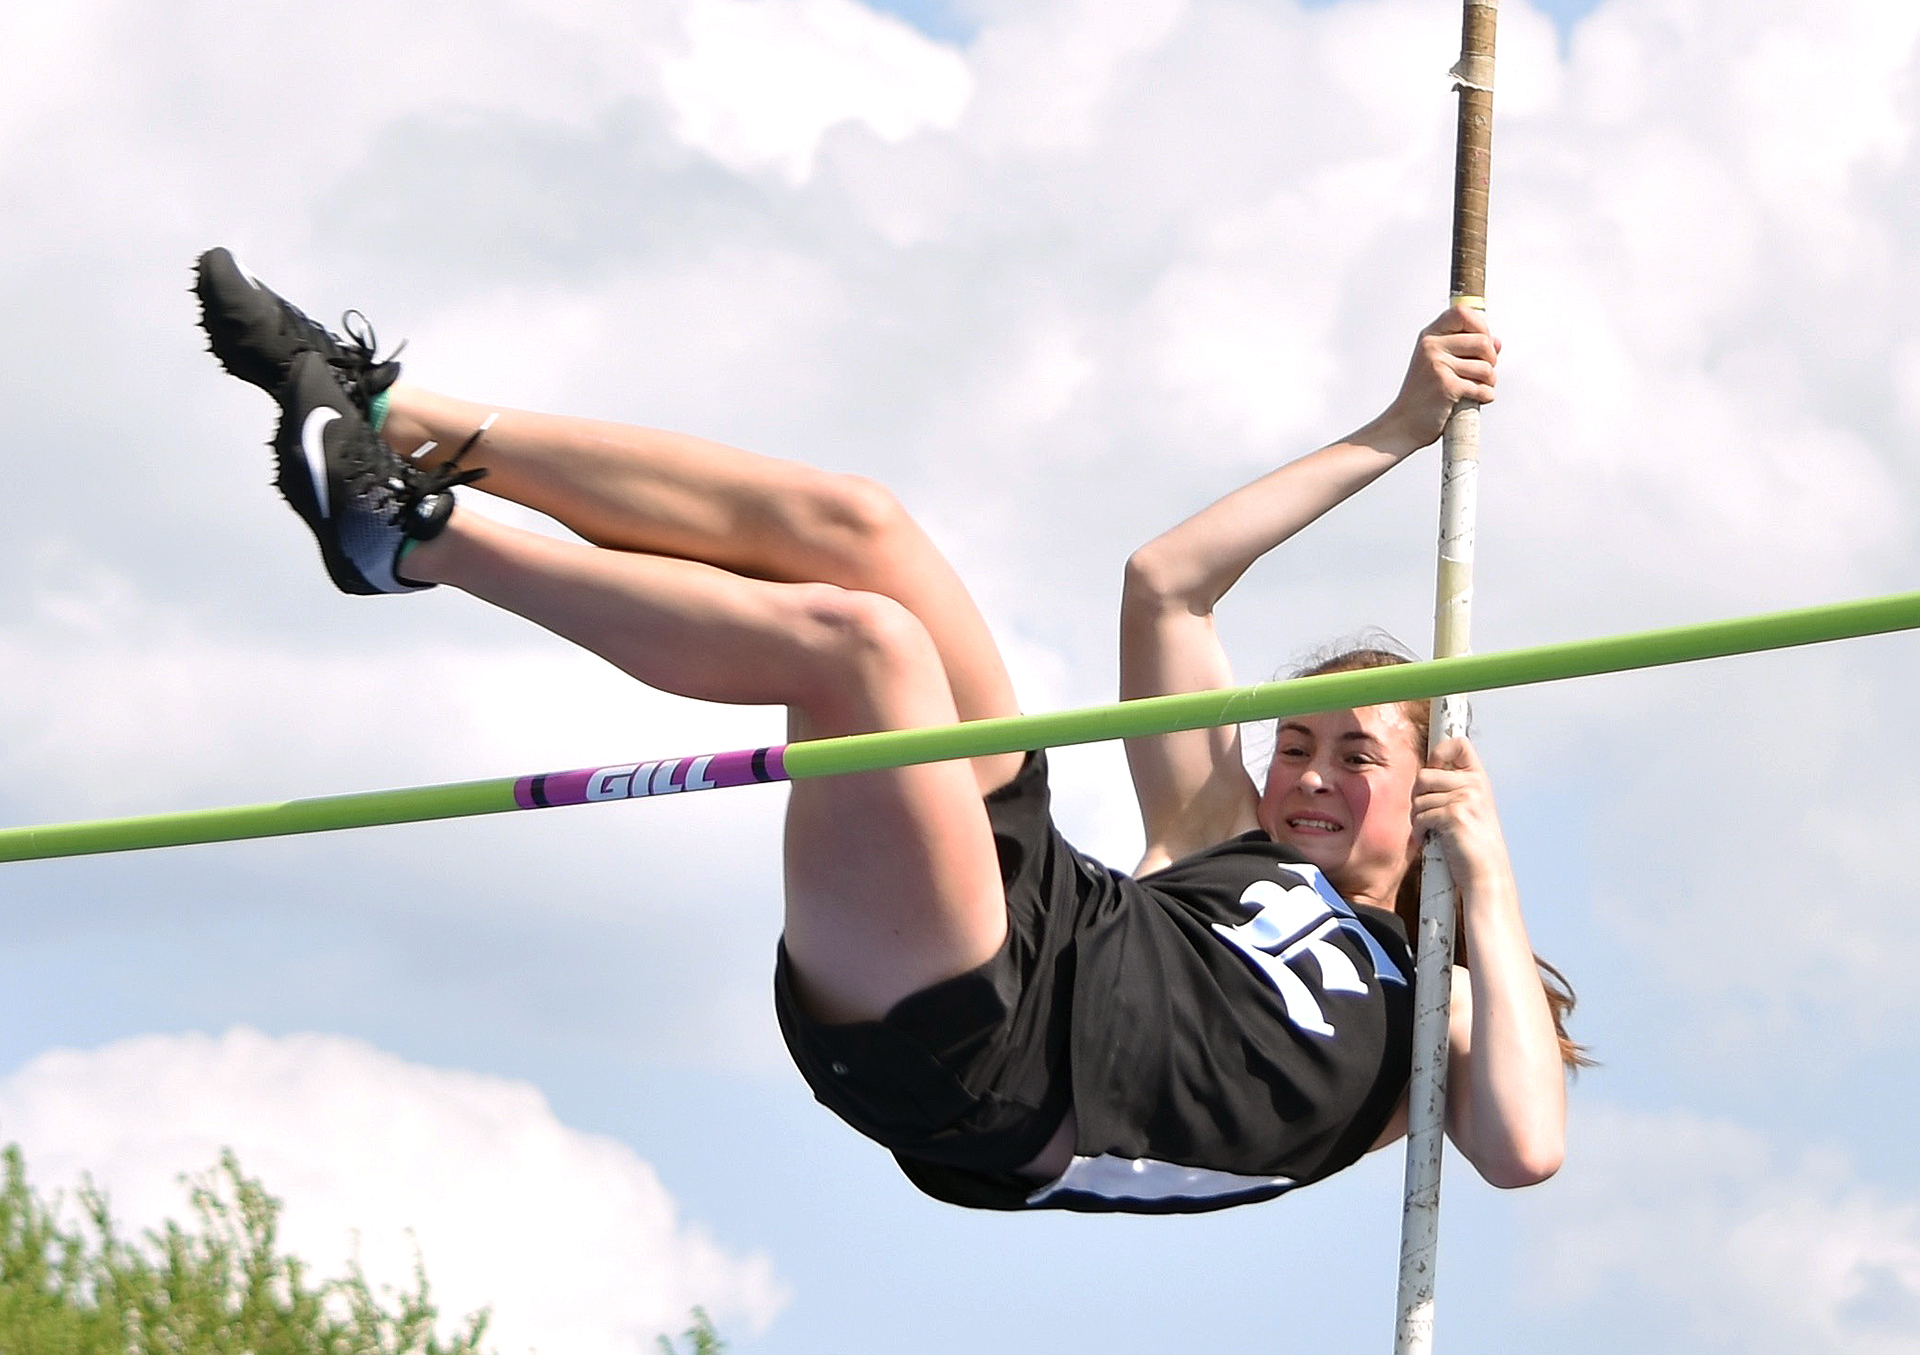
[686,566,1012,1024]
[779,742,1011,1025]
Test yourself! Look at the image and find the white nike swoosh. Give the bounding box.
[301,406,339,520]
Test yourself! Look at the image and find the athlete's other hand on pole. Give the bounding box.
[1410,735,1511,890]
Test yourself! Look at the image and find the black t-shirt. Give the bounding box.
[902,827,1414,1213]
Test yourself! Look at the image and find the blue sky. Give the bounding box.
[4,3,1920,1354]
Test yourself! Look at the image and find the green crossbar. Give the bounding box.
[3,589,1915,863]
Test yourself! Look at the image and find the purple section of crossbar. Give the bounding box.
[513,745,788,810]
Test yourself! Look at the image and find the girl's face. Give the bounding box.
[1256,704,1424,909]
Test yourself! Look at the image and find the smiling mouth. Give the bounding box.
[1286,816,1345,833]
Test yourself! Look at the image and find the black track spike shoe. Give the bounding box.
[195,247,401,413]
[272,351,484,594]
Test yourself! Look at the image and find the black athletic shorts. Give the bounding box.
[774,750,1083,1184]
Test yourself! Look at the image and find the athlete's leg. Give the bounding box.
[404,512,1010,1023]
[382,389,1024,790]
[198,246,1045,1117]
[188,246,1017,773]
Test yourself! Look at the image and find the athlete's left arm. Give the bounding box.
[1416,737,1567,1188]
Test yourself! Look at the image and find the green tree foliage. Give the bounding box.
[656,1307,726,1355]
[0,1143,729,1355]
[0,1142,493,1355]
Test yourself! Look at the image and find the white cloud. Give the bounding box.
[1580,646,1920,1042]
[1893,340,1920,435]
[962,0,1186,155]
[1524,1102,1920,1354]
[660,0,971,182]
[0,1030,787,1354]
[0,577,794,1073]
[0,568,783,822]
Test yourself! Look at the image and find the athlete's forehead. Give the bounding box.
[1277,704,1413,743]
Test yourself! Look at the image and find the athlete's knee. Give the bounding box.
[787,472,918,571]
[788,584,941,709]
[797,584,931,664]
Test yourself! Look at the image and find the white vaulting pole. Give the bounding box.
[1395,3,1497,1353]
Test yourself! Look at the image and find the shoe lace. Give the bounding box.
[425,422,491,496]
[351,420,490,530]
[328,310,408,408]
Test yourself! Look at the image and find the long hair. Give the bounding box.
[1292,643,1594,1071]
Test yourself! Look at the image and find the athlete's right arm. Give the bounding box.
[1120,308,1497,868]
